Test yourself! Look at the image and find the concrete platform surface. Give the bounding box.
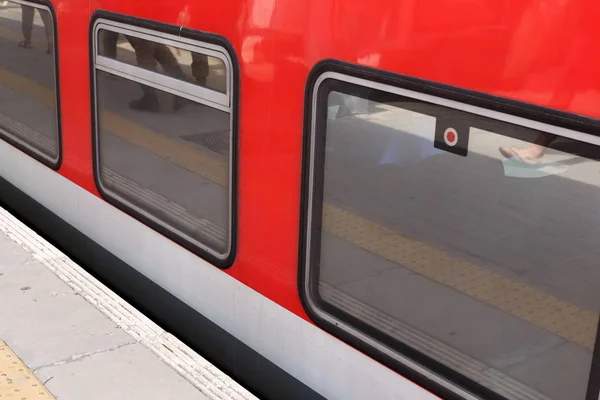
[0,204,256,400]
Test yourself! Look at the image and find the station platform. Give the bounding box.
[0,204,256,400]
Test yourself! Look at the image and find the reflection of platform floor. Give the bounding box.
[0,205,254,400]
[0,75,56,159]
[320,283,551,400]
[501,158,569,178]
[101,167,227,248]
[182,130,230,156]
[0,107,56,156]
[319,232,591,400]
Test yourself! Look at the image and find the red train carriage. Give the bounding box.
[1,0,600,399]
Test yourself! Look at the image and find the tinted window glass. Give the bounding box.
[94,23,233,260]
[0,1,59,164]
[305,78,600,400]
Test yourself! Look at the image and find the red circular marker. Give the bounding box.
[444,127,458,147]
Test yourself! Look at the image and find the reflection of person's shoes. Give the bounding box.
[46,43,53,55]
[18,39,32,49]
[498,146,542,165]
[129,95,159,112]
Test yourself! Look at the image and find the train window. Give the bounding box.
[91,17,236,265]
[302,67,600,400]
[0,0,60,168]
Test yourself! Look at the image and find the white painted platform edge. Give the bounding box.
[0,206,257,400]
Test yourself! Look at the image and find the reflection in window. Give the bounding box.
[98,29,227,94]
[93,23,233,260]
[305,80,600,400]
[0,1,59,165]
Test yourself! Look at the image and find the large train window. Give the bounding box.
[91,14,237,266]
[0,0,60,168]
[301,63,600,400]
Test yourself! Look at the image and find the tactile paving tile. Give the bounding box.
[0,340,54,400]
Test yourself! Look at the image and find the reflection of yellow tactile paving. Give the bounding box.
[0,44,598,350]
[323,204,598,349]
[0,340,55,399]
[101,113,228,185]
[0,70,53,107]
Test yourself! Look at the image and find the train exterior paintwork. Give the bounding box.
[1,0,600,399]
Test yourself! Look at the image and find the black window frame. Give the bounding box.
[299,59,600,400]
[89,11,239,268]
[0,0,62,170]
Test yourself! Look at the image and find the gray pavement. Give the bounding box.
[0,233,210,400]
[0,206,254,400]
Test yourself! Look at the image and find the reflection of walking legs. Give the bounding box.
[99,31,121,81]
[18,6,53,53]
[154,44,186,80]
[191,54,209,86]
[127,36,157,70]
[101,34,191,112]
[100,31,119,59]
[126,37,160,112]
[153,44,188,111]
[499,133,557,165]
[19,5,34,48]
[39,10,53,54]
[126,37,189,112]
